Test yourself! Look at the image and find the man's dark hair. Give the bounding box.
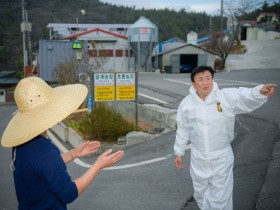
[190,66,215,82]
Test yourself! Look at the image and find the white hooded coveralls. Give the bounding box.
[174,82,268,210]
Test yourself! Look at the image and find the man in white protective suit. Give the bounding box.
[174,66,277,210]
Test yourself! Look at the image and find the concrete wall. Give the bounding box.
[50,122,84,148]
[108,101,177,129]
[246,27,280,40]
[49,121,165,150]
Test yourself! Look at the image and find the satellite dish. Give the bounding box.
[78,73,90,82]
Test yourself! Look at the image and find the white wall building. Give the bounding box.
[187,31,198,45]
[66,28,135,72]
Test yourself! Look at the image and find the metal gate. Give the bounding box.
[198,54,207,66]
[171,54,180,73]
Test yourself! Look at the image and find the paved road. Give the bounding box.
[0,105,18,210]
[227,40,280,70]
[1,104,278,210]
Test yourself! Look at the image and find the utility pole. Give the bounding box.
[25,9,33,66]
[20,0,32,71]
[21,0,27,70]
[221,0,224,34]
[209,15,212,50]
[209,16,212,37]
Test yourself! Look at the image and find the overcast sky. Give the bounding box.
[99,0,276,14]
[100,0,223,14]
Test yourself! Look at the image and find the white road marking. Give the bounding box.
[216,84,257,86]
[138,93,169,104]
[164,78,259,86]
[164,79,192,85]
[47,130,192,170]
[139,78,257,106]
[236,116,252,133]
[104,156,168,170]
[106,144,192,170]
[214,79,259,86]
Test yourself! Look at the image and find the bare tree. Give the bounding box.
[224,0,262,40]
[211,35,236,70]
[206,0,262,70]
[52,40,109,85]
[53,58,78,85]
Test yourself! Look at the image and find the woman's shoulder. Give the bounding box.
[29,135,60,155]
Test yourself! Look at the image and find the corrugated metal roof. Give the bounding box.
[47,23,132,28]
[197,36,210,43]
[154,43,217,56]
[0,72,19,85]
[160,37,186,45]
[47,23,132,38]
[129,16,157,28]
[66,28,128,39]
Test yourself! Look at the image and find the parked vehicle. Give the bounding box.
[180,64,192,73]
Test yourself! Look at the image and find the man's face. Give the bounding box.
[192,70,213,100]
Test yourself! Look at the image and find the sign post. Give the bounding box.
[87,94,92,113]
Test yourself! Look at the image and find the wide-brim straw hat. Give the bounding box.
[1,77,88,147]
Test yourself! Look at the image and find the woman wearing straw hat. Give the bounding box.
[1,77,124,210]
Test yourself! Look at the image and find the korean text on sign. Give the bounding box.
[94,73,115,101]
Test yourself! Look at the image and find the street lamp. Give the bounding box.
[75,9,93,112]
[76,9,86,33]
[80,9,86,15]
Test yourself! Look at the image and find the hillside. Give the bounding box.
[0,0,279,72]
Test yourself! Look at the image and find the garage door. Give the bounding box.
[0,89,5,103]
[198,54,207,66]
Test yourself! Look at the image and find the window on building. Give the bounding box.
[7,88,14,93]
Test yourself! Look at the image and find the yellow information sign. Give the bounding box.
[116,85,135,100]
[93,73,136,102]
[94,86,115,101]
[94,73,115,101]
[116,73,135,101]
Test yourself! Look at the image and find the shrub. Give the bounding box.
[214,58,222,71]
[77,103,135,143]
[15,71,24,80]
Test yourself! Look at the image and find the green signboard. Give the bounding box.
[72,42,83,49]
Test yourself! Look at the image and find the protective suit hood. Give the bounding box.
[189,81,218,103]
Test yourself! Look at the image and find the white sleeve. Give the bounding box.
[174,102,190,156]
[233,85,268,114]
